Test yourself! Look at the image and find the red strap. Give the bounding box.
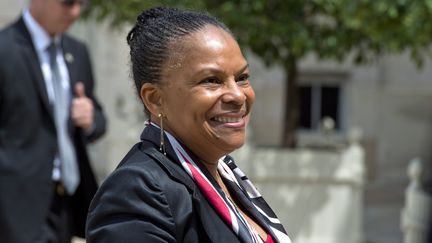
[265,234,274,243]
[179,151,234,228]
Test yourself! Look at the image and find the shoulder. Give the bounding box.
[87,143,193,242]
[0,24,13,41]
[0,22,25,73]
[96,143,174,195]
[113,143,176,183]
[0,22,19,52]
[89,143,191,214]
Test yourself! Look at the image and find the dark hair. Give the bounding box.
[126,7,231,114]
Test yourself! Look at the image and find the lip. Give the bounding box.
[209,111,248,128]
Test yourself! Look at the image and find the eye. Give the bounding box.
[199,77,221,85]
[236,73,250,84]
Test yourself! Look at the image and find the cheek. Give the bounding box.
[190,90,220,110]
[180,93,219,128]
[165,88,222,123]
[246,87,256,106]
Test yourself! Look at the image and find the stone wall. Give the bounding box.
[233,137,365,243]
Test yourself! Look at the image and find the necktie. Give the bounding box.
[47,42,80,195]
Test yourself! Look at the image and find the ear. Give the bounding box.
[140,83,163,116]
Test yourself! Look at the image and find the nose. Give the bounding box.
[221,80,246,105]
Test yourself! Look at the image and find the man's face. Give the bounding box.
[31,0,86,36]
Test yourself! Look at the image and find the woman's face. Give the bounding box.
[159,25,255,163]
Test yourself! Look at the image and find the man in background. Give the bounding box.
[0,0,107,242]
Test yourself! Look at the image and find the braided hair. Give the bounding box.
[126,7,231,114]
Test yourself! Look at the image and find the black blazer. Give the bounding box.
[0,17,107,242]
[86,127,280,243]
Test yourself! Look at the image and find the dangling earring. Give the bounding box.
[158,113,166,156]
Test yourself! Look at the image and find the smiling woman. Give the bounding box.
[86,6,291,243]
[155,24,254,166]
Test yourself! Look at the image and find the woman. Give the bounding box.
[86,7,291,243]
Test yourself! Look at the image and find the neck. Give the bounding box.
[190,147,225,180]
[201,159,219,180]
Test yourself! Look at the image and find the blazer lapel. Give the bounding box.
[141,146,238,243]
[191,191,239,243]
[61,38,77,96]
[228,182,279,241]
[14,18,53,118]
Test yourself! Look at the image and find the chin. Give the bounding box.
[219,138,245,153]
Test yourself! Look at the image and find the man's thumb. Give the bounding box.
[75,82,86,97]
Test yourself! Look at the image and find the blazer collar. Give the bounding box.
[13,17,53,117]
[140,124,213,175]
[140,125,240,242]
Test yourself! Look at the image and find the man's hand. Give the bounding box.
[72,82,94,132]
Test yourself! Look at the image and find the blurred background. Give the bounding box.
[2,1,432,243]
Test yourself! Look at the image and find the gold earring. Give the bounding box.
[158,113,166,156]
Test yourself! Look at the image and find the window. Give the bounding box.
[299,83,341,131]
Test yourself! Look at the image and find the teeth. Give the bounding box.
[213,117,241,123]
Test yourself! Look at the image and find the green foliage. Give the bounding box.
[85,0,432,146]
[84,0,205,25]
[85,0,432,68]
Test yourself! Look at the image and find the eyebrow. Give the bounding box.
[193,63,249,78]
[235,64,249,76]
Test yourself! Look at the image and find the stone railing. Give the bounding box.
[401,158,432,243]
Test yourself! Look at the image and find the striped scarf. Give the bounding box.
[159,125,291,243]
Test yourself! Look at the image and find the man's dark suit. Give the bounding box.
[0,17,107,243]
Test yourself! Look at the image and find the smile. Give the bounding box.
[212,116,242,123]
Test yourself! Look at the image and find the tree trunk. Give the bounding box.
[281,55,299,148]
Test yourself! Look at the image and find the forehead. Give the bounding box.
[172,24,229,42]
[164,25,244,69]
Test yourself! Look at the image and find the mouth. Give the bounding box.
[209,111,248,128]
[211,116,243,123]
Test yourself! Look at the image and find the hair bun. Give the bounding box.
[137,7,177,25]
[128,7,171,45]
